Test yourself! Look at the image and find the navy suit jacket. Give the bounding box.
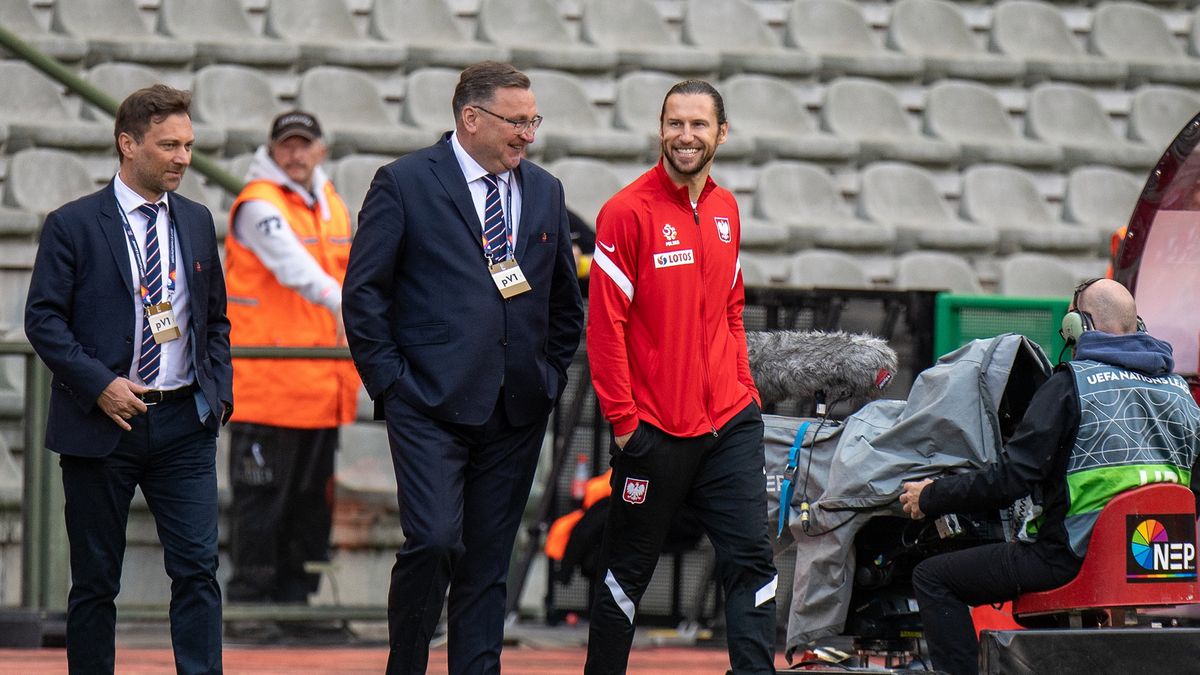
[25,181,233,457]
[344,135,584,427]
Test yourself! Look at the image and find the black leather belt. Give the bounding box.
[138,384,198,405]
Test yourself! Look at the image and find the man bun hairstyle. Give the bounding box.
[452,61,531,119]
[114,84,192,156]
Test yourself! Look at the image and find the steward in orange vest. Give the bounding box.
[223,111,361,627]
[225,150,358,428]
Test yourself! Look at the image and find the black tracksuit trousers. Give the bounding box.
[585,402,778,675]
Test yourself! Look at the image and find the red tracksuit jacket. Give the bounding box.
[587,161,760,439]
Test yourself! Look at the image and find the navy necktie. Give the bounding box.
[481,174,508,262]
[137,202,162,385]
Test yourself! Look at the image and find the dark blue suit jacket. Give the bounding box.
[24,181,233,457]
[344,135,584,427]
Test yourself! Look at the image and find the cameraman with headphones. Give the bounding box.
[899,278,1200,675]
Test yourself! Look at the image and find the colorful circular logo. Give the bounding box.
[1131,518,1170,568]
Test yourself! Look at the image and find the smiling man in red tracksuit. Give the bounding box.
[584,80,778,675]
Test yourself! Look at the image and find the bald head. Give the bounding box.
[1074,278,1139,334]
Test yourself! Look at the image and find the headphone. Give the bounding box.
[1059,278,1146,347]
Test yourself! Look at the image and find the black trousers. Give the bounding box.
[585,402,778,675]
[59,396,221,675]
[383,390,548,675]
[912,541,1081,675]
[225,423,337,603]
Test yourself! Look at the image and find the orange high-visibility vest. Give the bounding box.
[225,180,359,428]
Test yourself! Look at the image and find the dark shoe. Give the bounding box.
[281,620,359,646]
[224,620,287,645]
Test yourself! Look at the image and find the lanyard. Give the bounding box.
[480,174,515,263]
[117,199,176,305]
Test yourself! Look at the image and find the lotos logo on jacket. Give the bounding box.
[714,217,731,243]
[622,477,649,504]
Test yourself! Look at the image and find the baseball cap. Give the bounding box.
[270,110,322,142]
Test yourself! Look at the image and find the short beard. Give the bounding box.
[662,147,713,179]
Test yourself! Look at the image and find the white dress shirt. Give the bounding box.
[113,173,194,390]
[450,132,523,254]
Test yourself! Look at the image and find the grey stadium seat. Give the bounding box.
[1063,165,1143,256]
[401,68,459,133]
[893,251,982,294]
[960,164,1098,255]
[580,0,722,75]
[787,250,871,289]
[1090,2,1200,87]
[333,154,392,224]
[1026,83,1161,169]
[0,0,86,63]
[786,0,923,81]
[192,65,282,154]
[822,79,959,166]
[887,0,1024,83]
[722,75,858,164]
[753,162,896,251]
[990,0,1127,86]
[998,253,1079,297]
[53,0,195,66]
[0,61,112,152]
[265,0,407,70]
[83,63,227,152]
[370,0,508,69]
[526,70,648,161]
[177,170,228,239]
[1128,85,1200,152]
[611,71,755,161]
[296,67,437,157]
[4,148,96,217]
[476,0,618,74]
[924,81,1062,168]
[0,204,38,240]
[682,0,818,78]
[545,158,626,227]
[158,0,299,68]
[858,162,997,254]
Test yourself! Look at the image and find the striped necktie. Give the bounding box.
[136,202,163,385]
[481,173,508,262]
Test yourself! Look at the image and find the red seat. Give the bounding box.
[1013,483,1199,625]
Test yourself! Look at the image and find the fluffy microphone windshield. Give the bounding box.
[746,330,898,406]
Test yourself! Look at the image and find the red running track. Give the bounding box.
[0,646,794,673]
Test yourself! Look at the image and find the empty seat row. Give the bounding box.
[12,0,1200,88]
[10,57,1189,176]
[740,249,1102,298]
[549,156,1143,258]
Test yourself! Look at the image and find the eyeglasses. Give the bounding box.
[473,105,543,134]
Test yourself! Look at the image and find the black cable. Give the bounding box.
[797,391,851,536]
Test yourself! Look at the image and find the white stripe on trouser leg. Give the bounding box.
[605,570,636,624]
[754,574,778,607]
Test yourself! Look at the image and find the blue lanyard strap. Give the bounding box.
[118,199,177,305]
[778,421,811,538]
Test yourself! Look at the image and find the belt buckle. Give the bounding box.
[142,390,163,406]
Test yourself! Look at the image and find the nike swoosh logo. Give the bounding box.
[598,241,615,253]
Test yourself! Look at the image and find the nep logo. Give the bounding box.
[1126,514,1197,582]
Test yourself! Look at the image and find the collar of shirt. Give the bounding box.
[449,131,512,191]
[113,172,169,221]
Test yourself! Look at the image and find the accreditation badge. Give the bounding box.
[489,259,532,298]
[146,301,182,344]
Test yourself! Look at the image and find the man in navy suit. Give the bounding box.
[24,85,232,675]
[343,61,583,674]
